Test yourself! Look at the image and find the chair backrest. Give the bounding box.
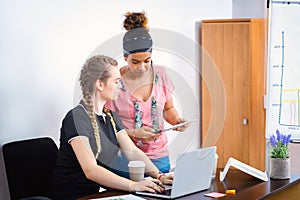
[2,137,58,200]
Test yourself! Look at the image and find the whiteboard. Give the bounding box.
[266,0,300,139]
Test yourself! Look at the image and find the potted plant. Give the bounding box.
[269,129,292,179]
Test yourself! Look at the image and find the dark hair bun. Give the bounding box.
[123,11,148,30]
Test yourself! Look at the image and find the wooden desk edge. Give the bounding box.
[259,177,300,200]
[78,171,300,200]
[78,190,129,200]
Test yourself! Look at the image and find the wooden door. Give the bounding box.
[200,19,266,171]
[201,21,251,168]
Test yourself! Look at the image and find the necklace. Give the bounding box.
[132,71,160,147]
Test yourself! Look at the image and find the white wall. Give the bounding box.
[232,0,267,18]
[0,0,234,199]
[0,0,233,144]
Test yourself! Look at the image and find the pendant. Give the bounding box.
[137,140,143,147]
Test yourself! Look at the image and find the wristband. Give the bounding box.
[157,172,165,180]
[164,107,174,112]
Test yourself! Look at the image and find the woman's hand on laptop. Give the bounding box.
[130,177,165,193]
[158,173,173,185]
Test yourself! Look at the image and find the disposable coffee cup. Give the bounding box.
[212,153,219,177]
[128,160,146,182]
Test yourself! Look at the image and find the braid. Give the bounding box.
[104,106,117,134]
[79,55,118,158]
[83,97,101,158]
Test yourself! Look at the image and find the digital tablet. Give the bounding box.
[155,119,197,133]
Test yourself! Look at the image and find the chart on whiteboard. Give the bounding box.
[266,0,300,139]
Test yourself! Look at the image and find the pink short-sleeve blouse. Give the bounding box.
[106,65,174,159]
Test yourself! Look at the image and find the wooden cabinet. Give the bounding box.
[199,19,266,170]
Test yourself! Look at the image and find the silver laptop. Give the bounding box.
[136,146,216,199]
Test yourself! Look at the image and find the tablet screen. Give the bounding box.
[155,119,197,133]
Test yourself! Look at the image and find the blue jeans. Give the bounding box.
[109,152,130,179]
[151,155,170,173]
[109,152,171,178]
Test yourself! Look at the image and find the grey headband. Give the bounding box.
[123,27,153,56]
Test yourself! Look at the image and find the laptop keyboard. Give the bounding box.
[157,188,172,196]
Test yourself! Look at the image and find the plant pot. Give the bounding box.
[270,157,290,179]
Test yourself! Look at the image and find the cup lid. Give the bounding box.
[128,160,146,167]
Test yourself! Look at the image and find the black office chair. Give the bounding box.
[2,137,58,200]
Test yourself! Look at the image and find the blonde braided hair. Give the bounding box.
[104,106,117,134]
[79,55,118,158]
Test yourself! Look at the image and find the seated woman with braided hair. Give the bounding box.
[51,55,173,200]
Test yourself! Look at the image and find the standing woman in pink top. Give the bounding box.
[106,11,189,173]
